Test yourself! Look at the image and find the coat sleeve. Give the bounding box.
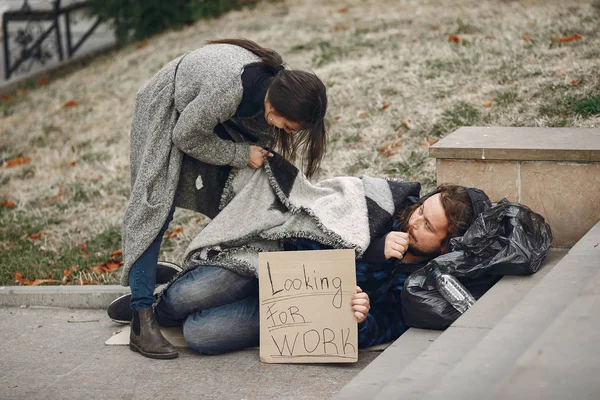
[171,76,251,169]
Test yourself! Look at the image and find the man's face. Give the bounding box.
[406,193,449,258]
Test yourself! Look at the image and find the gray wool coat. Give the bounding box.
[120,44,274,286]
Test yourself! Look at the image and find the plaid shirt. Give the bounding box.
[283,229,425,348]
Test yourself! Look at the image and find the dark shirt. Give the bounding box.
[235,64,274,118]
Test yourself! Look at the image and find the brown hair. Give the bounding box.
[207,38,327,178]
[397,184,474,252]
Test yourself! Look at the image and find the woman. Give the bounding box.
[117,39,328,359]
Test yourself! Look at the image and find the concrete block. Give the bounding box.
[521,162,600,247]
[436,159,519,203]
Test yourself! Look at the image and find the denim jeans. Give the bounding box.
[128,203,176,311]
[155,266,260,355]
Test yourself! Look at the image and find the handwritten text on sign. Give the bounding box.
[259,249,357,363]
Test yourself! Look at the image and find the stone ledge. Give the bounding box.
[0,285,129,309]
[430,127,600,162]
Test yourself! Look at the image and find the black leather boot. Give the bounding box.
[130,308,178,359]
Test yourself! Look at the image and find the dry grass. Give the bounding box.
[1,0,599,284]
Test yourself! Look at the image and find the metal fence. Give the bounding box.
[2,0,106,80]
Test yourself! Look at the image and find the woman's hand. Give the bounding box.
[384,231,410,260]
[352,286,370,324]
[248,146,273,168]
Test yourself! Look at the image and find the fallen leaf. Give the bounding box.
[195,217,203,223]
[338,7,349,13]
[104,259,122,272]
[136,41,148,50]
[432,25,441,31]
[69,161,77,167]
[488,35,496,40]
[427,138,439,146]
[334,115,342,121]
[28,231,45,240]
[62,100,78,108]
[4,156,31,168]
[552,34,582,43]
[448,35,460,43]
[2,95,9,101]
[357,112,368,119]
[572,80,579,86]
[39,76,50,86]
[14,272,26,284]
[166,227,184,239]
[90,264,104,275]
[522,34,531,41]
[333,25,349,31]
[63,268,73,279]
[563,114,568,119]
[483,100,492,108]
[378,140,403,157]
[1,201,15,208]
[78,244,87,251]
[402,119,413,130]
[111,249,123,258]
[382,103,390,110]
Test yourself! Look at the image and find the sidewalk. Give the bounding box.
[0,306,380,400]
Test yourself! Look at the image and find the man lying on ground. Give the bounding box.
[109,158,490,358]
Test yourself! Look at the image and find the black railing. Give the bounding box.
[2,0,103,80]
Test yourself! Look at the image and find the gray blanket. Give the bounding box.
[182,155,421,277]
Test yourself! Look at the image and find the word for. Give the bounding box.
[265,303,306,328]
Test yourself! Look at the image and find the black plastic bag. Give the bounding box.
[401,199,552,330]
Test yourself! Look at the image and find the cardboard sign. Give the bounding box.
[259,249,358,363]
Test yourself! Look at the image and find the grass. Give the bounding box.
[0,210,122,285]
[0,0,598,284]
[430,102,484,137]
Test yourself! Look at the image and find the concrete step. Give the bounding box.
[490,268,600,400]
[370,249,566,400]
[332,248,567,400]
[332,328,442,400]
[419,221,600,400]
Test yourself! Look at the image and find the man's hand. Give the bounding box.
[248,145,273,168]
[384,231,410,260]
[352,286,370,324]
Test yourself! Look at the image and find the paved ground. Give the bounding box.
[0,307,379,400]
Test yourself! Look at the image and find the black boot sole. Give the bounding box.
[129,342,178,359]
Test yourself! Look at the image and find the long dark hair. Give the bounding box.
[397,184,474,252]
[207,38,327,178]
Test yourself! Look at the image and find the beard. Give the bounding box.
[397,200,443,261]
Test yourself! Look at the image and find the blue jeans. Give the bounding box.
[128,203,176,311]
[155,266,260,355]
